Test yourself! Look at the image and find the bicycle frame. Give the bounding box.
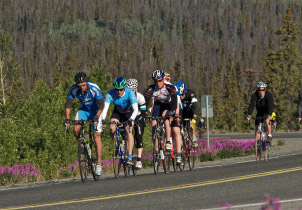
[252,117,271,162]
[71,120,98,182]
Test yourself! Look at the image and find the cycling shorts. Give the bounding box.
[75,109,102,132]
[111,109,132,123]
[152,103,172,117]
[255,113,269,126]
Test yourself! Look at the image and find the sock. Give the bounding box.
[128,154,132,160]
[268,134,272,137]
[137,157,142,161]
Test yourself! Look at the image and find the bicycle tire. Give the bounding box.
[153,138,160,175]
[187,135,195,170]
[113,137,119,178]
[132,157,137,176]
[78,142,88,182]
[160,134,168,173]
[89,141,99,181]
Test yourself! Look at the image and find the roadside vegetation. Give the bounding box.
[0,2,301,185]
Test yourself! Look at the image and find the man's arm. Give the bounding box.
[65,98,73,120]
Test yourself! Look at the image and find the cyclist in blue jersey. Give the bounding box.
[100,77,138,166]
[64,71,104,176]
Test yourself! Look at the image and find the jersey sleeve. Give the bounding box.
[129,88,138,104]
[104,89,114,104]
[67,84,78,100]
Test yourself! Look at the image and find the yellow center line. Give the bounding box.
[1,167,301,210]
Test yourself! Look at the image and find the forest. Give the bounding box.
[0,0,302,179]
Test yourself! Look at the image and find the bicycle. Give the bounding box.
[181,118,196,171]
[249,117,271,162]
[106,121,137,178]
[147,116,171,175]
[69,120,99,182]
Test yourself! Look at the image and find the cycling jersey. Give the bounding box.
[67,82,103,111]
[181,89,198,115]
[145,83,177,111]
[298,93,302,116]
[248,90,274,116]
[271,112,276,121]
[101,88,138,121]
[136,92,147,116]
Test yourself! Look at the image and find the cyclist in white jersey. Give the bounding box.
[64,72,104,176]
[127,79,147,169]
[145,70,182,165]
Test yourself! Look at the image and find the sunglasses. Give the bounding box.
[77,83,87,87]
[155,79,163,83]
[259,89,266,92]
[115,88,125,92]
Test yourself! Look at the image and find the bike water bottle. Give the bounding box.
[160,149,164,160]
[87,143,91,157]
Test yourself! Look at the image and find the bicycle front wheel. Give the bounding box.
[153,137,160,175]
[78,142,88,182]
[88,141,99,181]
[113,137,119,178]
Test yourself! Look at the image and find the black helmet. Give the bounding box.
[75,72,88,84]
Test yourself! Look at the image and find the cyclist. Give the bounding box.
[271,112,277,130]
[126,78,147,169]
[298,93,302,122]
[247,81,274,144]
[144,70,183,164]
[198,118,205,138]
[64,71,104,176]
[177,80,199,147]
[100,77,138,166]
[164,72,183,150]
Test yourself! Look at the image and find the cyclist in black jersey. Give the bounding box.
[145,70,182,163]
[176,80,199,147]
[247,81,274,143]
[298,93,302,122]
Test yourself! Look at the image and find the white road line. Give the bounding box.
[200,198,302,210]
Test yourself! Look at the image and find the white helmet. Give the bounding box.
[256,81,267,89]
[127,78,138,89]
[200,118,204,123]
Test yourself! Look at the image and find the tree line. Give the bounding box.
[0,1,302,179]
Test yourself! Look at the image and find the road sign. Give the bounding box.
[201,95,213,117]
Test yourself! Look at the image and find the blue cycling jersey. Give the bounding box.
[68,82,103,111]
[104,88,137,111]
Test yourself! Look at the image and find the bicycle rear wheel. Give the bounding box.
[78,142,88,182]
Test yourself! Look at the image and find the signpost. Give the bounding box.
[201,95,213,148]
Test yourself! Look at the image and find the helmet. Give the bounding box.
[164,72,171,80]
[75,72,88,84]
[113,77,127,89]
[152,70,165,80]
[127,78,138,89]
[200,118,204,123]
[256,81,267,89]
[176,80,187,94]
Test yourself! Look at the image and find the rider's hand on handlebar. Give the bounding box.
[64,119,70,127]
[127,119,133,127]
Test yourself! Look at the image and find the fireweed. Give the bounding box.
[0,163,40,185]
[56,138,255,177]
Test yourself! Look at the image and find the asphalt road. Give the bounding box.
[0,135,301,210]
[0,156,301,209]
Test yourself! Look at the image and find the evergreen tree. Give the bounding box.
[263,8,301,129]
